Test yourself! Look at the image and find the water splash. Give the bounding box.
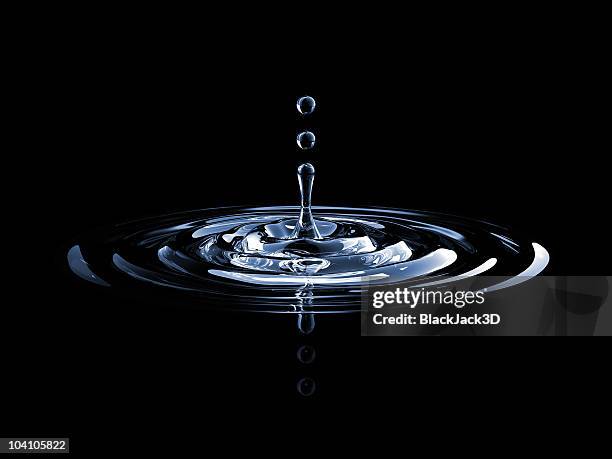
[67,199,549,313]
[291,163,321,240]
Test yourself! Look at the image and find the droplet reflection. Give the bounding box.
[297,377,316,396]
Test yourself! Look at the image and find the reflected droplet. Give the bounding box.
[297,96,316,115]
[297,131,315,150]
[297,377,316,396]
[297,313,315,335]
[297,345,316,364]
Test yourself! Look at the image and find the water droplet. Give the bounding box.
[297,163,315,209]
[297,377,316,396]
[297,162,315,176]
[297,131,315,150]
[297,345,316,364]
[297,96,316,115]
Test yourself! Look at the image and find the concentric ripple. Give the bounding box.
[68,206,549,313]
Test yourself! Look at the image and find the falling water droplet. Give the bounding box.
[297,131,315,150]
[296,96,316,115]
[291,163,322,240]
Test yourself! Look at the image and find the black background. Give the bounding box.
[2,16,609,451]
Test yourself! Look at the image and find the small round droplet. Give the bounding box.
[297,96,316,115]
[297,345,316,364]
[297,131,315,150]
[297,377,316,397]
[298,162,315,176]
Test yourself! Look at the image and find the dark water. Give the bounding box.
[69,163,548,315]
